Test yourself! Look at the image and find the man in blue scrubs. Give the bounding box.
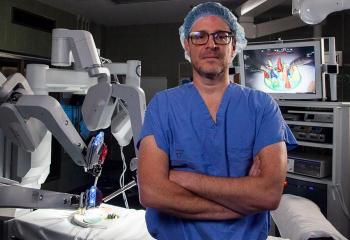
[137,2,297,240]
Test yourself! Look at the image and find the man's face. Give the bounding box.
[185,15,236,79]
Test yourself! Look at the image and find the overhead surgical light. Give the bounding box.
[292,0,350,24]
[240,0,269,16]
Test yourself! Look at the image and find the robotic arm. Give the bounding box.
[0,28,145,210]
[0,72,107,209]
[52,29,104,75]
[51,29,116,130]
[0,73,106,170]
[293,0,350,24]
[49,29,145,156]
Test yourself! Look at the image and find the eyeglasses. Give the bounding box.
[188,31,234,46]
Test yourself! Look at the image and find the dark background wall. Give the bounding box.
[102,23,184,88]
[0,0,103,58]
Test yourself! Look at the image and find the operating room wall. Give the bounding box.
[0,0,103,58]
[0,0,74,57]
[102,23,184,88]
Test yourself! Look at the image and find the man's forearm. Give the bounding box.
[169,171,283,215]
[139,177,243,220]
[169,142,287,215]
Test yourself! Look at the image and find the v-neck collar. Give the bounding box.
[190,82,234,125]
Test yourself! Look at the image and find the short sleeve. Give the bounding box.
[137,93,170,155]
[253,94,298,156]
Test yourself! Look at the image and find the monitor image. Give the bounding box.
[238,40,324,100]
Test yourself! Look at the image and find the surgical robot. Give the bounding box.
[0,28,146,212]
[0,71,106,210]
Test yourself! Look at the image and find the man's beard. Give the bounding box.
[193,62,225,80]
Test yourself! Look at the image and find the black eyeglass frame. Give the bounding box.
[188,31,235,46]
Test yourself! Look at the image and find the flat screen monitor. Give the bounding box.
[238,40,323,100]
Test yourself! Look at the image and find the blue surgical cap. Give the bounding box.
[179,2,247,61]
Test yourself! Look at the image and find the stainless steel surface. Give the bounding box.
[103,180,137,203]
[0,184,79,209]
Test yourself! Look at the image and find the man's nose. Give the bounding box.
[206,35,217,48]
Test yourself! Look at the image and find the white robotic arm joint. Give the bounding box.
[51,28,111,83]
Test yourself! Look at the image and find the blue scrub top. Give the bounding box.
[138,82,297,240]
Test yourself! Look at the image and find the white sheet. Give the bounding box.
[271,194,347,240]
[8,204,155,240]
[8,203,288,240]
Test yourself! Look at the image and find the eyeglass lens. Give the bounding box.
[189,31,233,45]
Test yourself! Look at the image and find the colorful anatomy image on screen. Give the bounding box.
[242,46,316,94]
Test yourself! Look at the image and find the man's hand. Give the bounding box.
[169,170,190,187]
[249,157,261,177]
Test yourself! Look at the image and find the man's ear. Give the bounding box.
[231,39,236,57]
[184,39,190,55]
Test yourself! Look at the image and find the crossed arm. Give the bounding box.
[137,135,287,220]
